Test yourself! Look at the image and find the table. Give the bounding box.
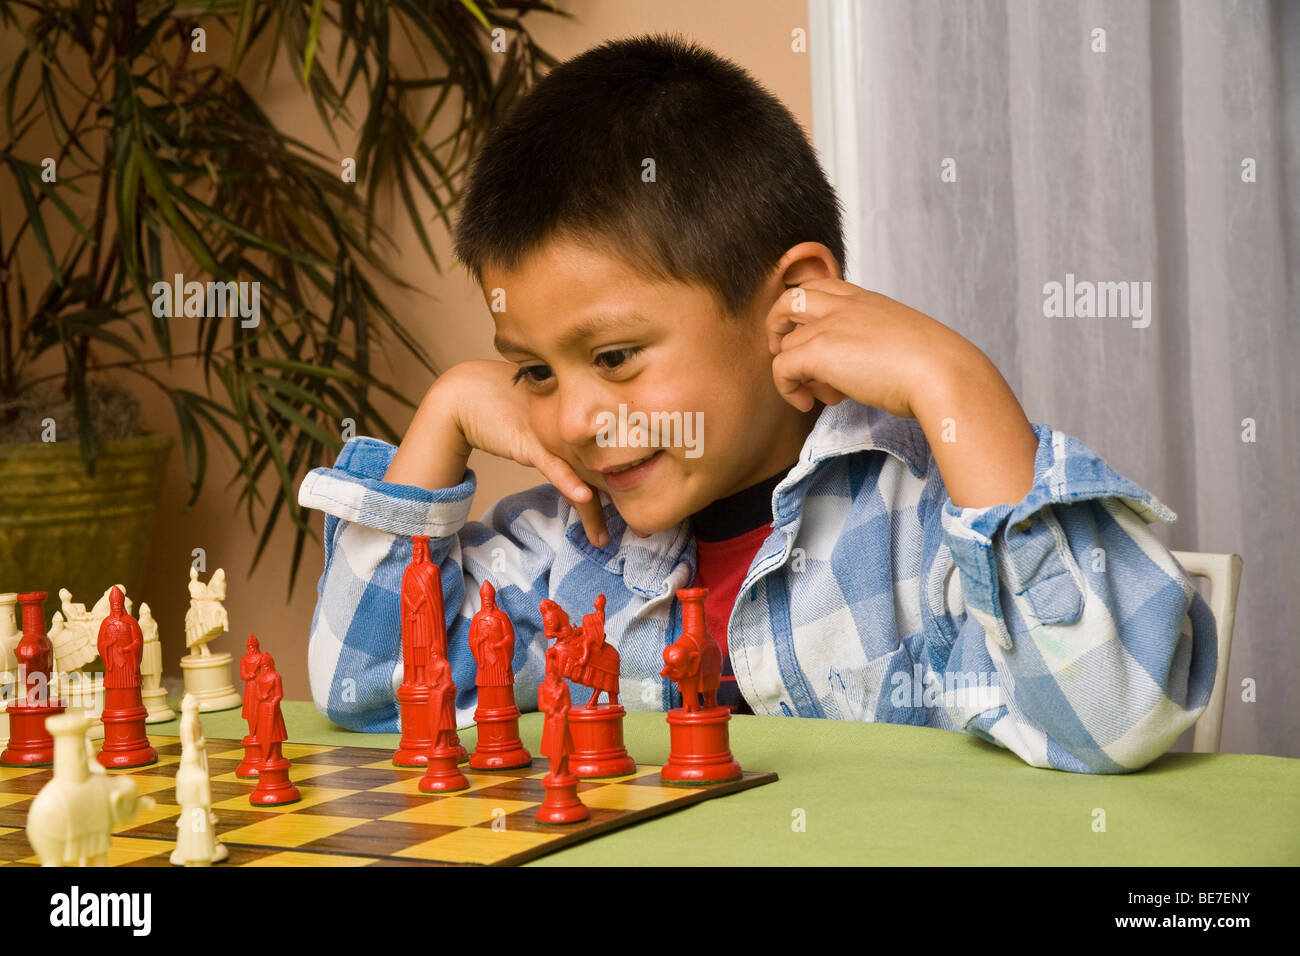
[155,701,1300,866]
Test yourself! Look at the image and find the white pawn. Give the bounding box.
[26,710,154,866]
[139,603,175,723]
[171,694,227,865]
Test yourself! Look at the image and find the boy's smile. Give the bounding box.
[483,238,819,537]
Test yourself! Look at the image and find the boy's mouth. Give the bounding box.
[599,450,664,491]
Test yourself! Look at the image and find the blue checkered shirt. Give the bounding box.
[297,399,1216,773]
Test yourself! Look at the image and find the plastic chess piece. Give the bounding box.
[1,592,66,766]
[27,709,154,866]
[236,635,265,777]
[659,587,742,785]
[539,594,635,778]
[138,603,175,723]
[467,580,530,770]
[419,657,469,793]
[249,653,300,805]
[535,648,588,824]
[171,694,227,865]
[95,586,157,769]
[395,536,466,766]
[179,568,241,712]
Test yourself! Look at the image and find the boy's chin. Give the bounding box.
[610,501,688,539]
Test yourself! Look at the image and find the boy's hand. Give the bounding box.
[765,278,1038,508]
[385,360,610,547]
[765,278,965,417]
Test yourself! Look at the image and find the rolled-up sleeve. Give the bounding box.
[937,425,1218,773]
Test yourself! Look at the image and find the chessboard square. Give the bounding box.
[294,767,408,790]
[0,766,45,781]
[381,796,536,828]
[213,763,350,785]
[579,783,685,812]
[281,743,339,759]
[106,753,180,772]
[18,836,172,867]
[0,793,32,809]
[210,747,248,761]
[242,850,381,867]
[393,826,555,864]
[126,801,182,827]
[108,836,176,865]
[292,791,420,817]
[122,775,180,797]
[296,819,459,857]
[371,772,499,796]
[219,814,370,848]
[211,786,357,814]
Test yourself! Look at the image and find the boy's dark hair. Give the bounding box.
[452,32,845,318]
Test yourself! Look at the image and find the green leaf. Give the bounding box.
[302,0,326,84]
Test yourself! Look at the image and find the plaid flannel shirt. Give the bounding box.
[297,399,1216,773]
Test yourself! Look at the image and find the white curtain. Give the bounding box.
[809,0,1299,759]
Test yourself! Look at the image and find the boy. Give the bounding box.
[298,34,1216,773]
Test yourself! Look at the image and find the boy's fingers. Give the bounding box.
[770,341,843,412]
[765,287,850,353]
[534,452,609,547]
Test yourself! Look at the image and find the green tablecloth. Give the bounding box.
[155,701,1300,866]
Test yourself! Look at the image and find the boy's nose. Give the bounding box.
[555,382,606,449]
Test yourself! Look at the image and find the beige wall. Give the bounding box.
[4,2,813,704]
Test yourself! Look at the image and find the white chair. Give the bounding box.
[1170,551,1243,754]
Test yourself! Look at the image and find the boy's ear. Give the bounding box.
[775,242,842,287]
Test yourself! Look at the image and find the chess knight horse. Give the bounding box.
[539,595,620,706]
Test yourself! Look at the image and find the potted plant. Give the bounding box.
[0,0,566,625]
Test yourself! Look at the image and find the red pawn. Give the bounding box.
[659,587,741,785]
[236,635,265,777]
[535,649,588,825]
[0,592,65,766]
[95,586,157,769]
[419,657,468,793]
[468,581,530,770]
[249,653,300,805]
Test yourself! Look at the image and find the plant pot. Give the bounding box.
[0,433,173,626]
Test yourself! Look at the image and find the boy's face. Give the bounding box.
[485,238,821,536]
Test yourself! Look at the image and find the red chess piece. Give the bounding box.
[395,537,467,766]
[467,581,530,770]
[535,649,588,825]
[0,592,65,766]
[95,586,157,770]
[236,635,265,777]
[249,653,300,805]
[419,657,469,793]
[659,587,741,785]
[539,594,635,778]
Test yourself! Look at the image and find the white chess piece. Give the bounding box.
[48,588,100,673]
[138,603,174,723]
[184,568,229,658]
[26,710,155,866]
[171,694,227,865]
[0,593,17,748]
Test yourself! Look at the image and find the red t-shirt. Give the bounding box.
[687,465,793,715]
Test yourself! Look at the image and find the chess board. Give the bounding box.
[0,735,777,866]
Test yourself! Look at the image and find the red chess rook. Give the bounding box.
[1,592,65,767]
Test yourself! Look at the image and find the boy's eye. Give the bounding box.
[594,346,643,370]
[512,364,552,386]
